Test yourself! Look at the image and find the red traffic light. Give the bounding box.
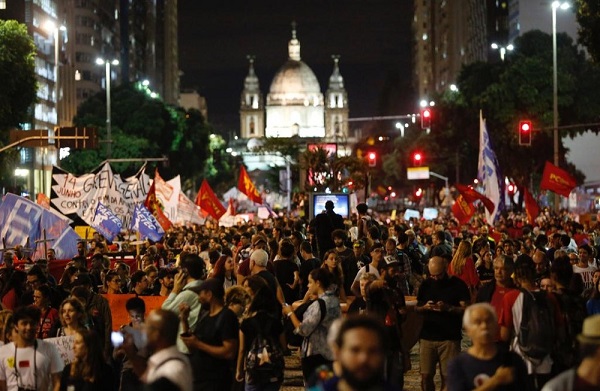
[412,151,423,166]
[420,108,432,129]
[367,151,377,167]
[518,120,532,146]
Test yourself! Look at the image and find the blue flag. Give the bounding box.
[91,202,122,242]
[0,193,79,260]
[130,203,165,242]
[477,112,504,223]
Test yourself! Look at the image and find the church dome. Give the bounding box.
[269,60,321,97]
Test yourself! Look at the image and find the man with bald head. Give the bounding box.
[416,256,470,391]
[122,309,193,391]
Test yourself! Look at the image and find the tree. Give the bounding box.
[576,0,600,63]
[0,20,37,132]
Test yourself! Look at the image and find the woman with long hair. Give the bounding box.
[100,270,122,294]
[58,265,78,298]
[51,297,88,337]
[475,250,494,284]
[236,276,284,390]
[33,284,59,339]
[282,268,341,384]
[449,240,480,298]
[0,310,14,345]
[60,329,114,391]
[210,254,237,290]
[320,250,347,303]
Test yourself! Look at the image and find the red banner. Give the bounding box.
[523,186,540,224]
[455,183,495,213]
[238,165,263,204]
[452,195,475,224]
[195,179,227,220]
[540,161,577,197]
[144,181,172,231]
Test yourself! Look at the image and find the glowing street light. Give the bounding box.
[96,58,120,159]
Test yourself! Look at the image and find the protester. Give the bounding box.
[299,241,321,298]
[33,284,59,339]
[120,309,193,391]
[210,254,238,290]
[59,329,114,391]
[236,275,284,390]
[114,297,147,391]
[51,297,88,337]
[273,239,300,305]
[282,268,341,383]
[449,240,479,300]
[180,278,239,391]
[101,270,123,294]
[0,305,64,391]
[416,256,470,391]
[321,250,347,303]
[311,200,345,258]
[161,253,206,353]
[542,314,600,391]
[225,286,251,320]
[447,303,529,391]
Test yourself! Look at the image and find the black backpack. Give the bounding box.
[517,289,557,363]
[245,315,285,385]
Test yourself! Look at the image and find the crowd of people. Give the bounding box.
[0,200,598,390]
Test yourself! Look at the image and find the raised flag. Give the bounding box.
[452,195,475,225]
[195,179,227,220]
[540,161,577,197]
[91,202,122,242]
[144,181,172,231]
[154,171,181,222]
[523,187,540,224]
[0,193,79,260]
[455,183,495,213]
[238,165,263,204]
[130,204,165,242]
[477,111,504,224]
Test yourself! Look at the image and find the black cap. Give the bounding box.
[198,278,225,299]
[71,273,93,287]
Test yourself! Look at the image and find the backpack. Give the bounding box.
[285,298,326,347]
[246,315,285,385]
[553,292,587,371]
[517,289,557,363]
[362,216,381,237]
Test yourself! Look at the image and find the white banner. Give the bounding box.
[154,173,181,222]
[175,192,205,225]
[45,336,75,365]
[51,163,150,229]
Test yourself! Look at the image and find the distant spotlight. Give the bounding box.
[419,99,428,108]
[450,84,458,92]
[142,80,150,86]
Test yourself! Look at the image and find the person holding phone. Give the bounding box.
[161,254,206,354]
[416,256,470,391]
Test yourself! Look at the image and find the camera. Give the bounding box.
[111,331,124,347]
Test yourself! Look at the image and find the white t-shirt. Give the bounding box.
[573,264,598,290]
[0,340,64,391]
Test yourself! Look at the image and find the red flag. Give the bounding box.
[540,161,577,197]
[452,195,475,224]
[238,166,263,204]
[195,179,227,220]
[227,198,236,215]
[36,193,50,209]
[523,187,540,224]
[144,181,173,231]
[455,183,495,213]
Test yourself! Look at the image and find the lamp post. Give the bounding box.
[96,58,119,159]
[491,43,514,61]
[552,1,570,209]
[43,21,66,127]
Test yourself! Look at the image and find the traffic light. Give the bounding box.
[414,187,423,203]
[367,151,377,167]
[412,151,423,166]
[518,120,532,146]
[420,108,432,129]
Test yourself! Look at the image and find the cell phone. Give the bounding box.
[111,331,124,347]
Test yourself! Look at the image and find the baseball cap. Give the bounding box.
[71,273,93,287]
[198,278,225,299]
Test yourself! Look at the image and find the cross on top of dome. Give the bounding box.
[289,21,301,61]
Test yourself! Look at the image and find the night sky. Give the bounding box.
[178,0,415,134]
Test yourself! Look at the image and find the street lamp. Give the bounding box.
[491,43,514,61]
[552,1,570,209]
[96,58,119,159]
[43,21,66,126]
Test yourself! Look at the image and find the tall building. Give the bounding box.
[413,0,509,99]
[157,0,179,105]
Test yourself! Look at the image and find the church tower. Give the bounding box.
[240,56,265,139]
[325,55,349,140]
